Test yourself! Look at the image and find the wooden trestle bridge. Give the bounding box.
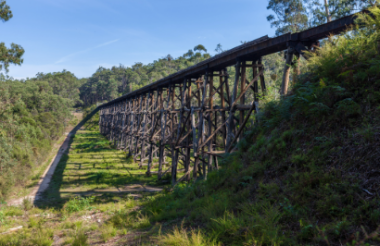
[99,11,362,185]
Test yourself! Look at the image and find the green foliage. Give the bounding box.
[307,0,363,26]
[0,210,5,226]
[64,196,95,213]
[0,1,12,22]
[0,42,24,72]
[0,1,24,72]
[0,78,72,199]
[194,44,207,52]
[267,0,309,36]
[267,0,377,36]
[159,224,221,246]
[71,228,89,246]
[22,198,33,211]
[100,223,117,242]
[79,45,212,107]
[34,70,84,106]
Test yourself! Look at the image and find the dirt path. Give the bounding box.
[8,132,73,206]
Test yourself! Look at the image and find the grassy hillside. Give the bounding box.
[132,8,380,245]
[0,79,74,200]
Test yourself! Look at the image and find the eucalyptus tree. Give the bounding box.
[35,70,83,106]
[267,0,309,36]
[266,0,378,36]
[215,43,224,54]
[306,0,361,25]
[0,1,24,72]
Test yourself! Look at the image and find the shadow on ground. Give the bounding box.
[33,108,100,209]
[34,108,166,210]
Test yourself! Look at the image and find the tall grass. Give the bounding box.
[159,223,221,246]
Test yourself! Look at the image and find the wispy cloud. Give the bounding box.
[38,0,120,15]
[94,39,119,48]
[55,39,119,64]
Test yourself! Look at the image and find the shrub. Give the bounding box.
[159,223,221,246]
[100,223,117,242]
[64,196,95,213]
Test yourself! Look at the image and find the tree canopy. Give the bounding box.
[79,45,211,106]
[0,76,73,199]
[267,0,380,35]
[0,1,24,72]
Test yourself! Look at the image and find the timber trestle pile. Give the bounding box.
[98,11,361,185]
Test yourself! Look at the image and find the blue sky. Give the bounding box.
[3,0,274,79]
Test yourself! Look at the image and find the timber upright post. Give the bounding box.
[253,60,259,112]
[147,89,159,176]
[119,101,125,148]
[281,47,294,95]
[158,87,165,180]
[110,103,115,142]
[123,99,131,152]
[221,68,228,148]
[198,74,208,178]
[239,63,247,141]
[128,98,135,156]
[99,109,103,134]
[120,99,127,149]
[114,102,120,147]
[171,84,179,185]
[207,72,214,174]
[200,73,208,178]
[105,106,109,137]
[258,58,267,95]
[140,92,151,169]
[185,79,192,181]
[133,96,143,162]
[226,60,241,151]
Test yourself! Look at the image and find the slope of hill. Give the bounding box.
[134,8,380,245]
[0,78,74,200]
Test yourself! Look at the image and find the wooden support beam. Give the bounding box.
[226,61,241,151]
[140,92,151,169]
[227,101,257,153]
[281,47,294,95]
[207,73,214,173]
[171,84,179,185]
[158,88,165,180]
[258,58,267,94]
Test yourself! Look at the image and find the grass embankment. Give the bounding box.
[134,9,380,246]
[0,109,170,245]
